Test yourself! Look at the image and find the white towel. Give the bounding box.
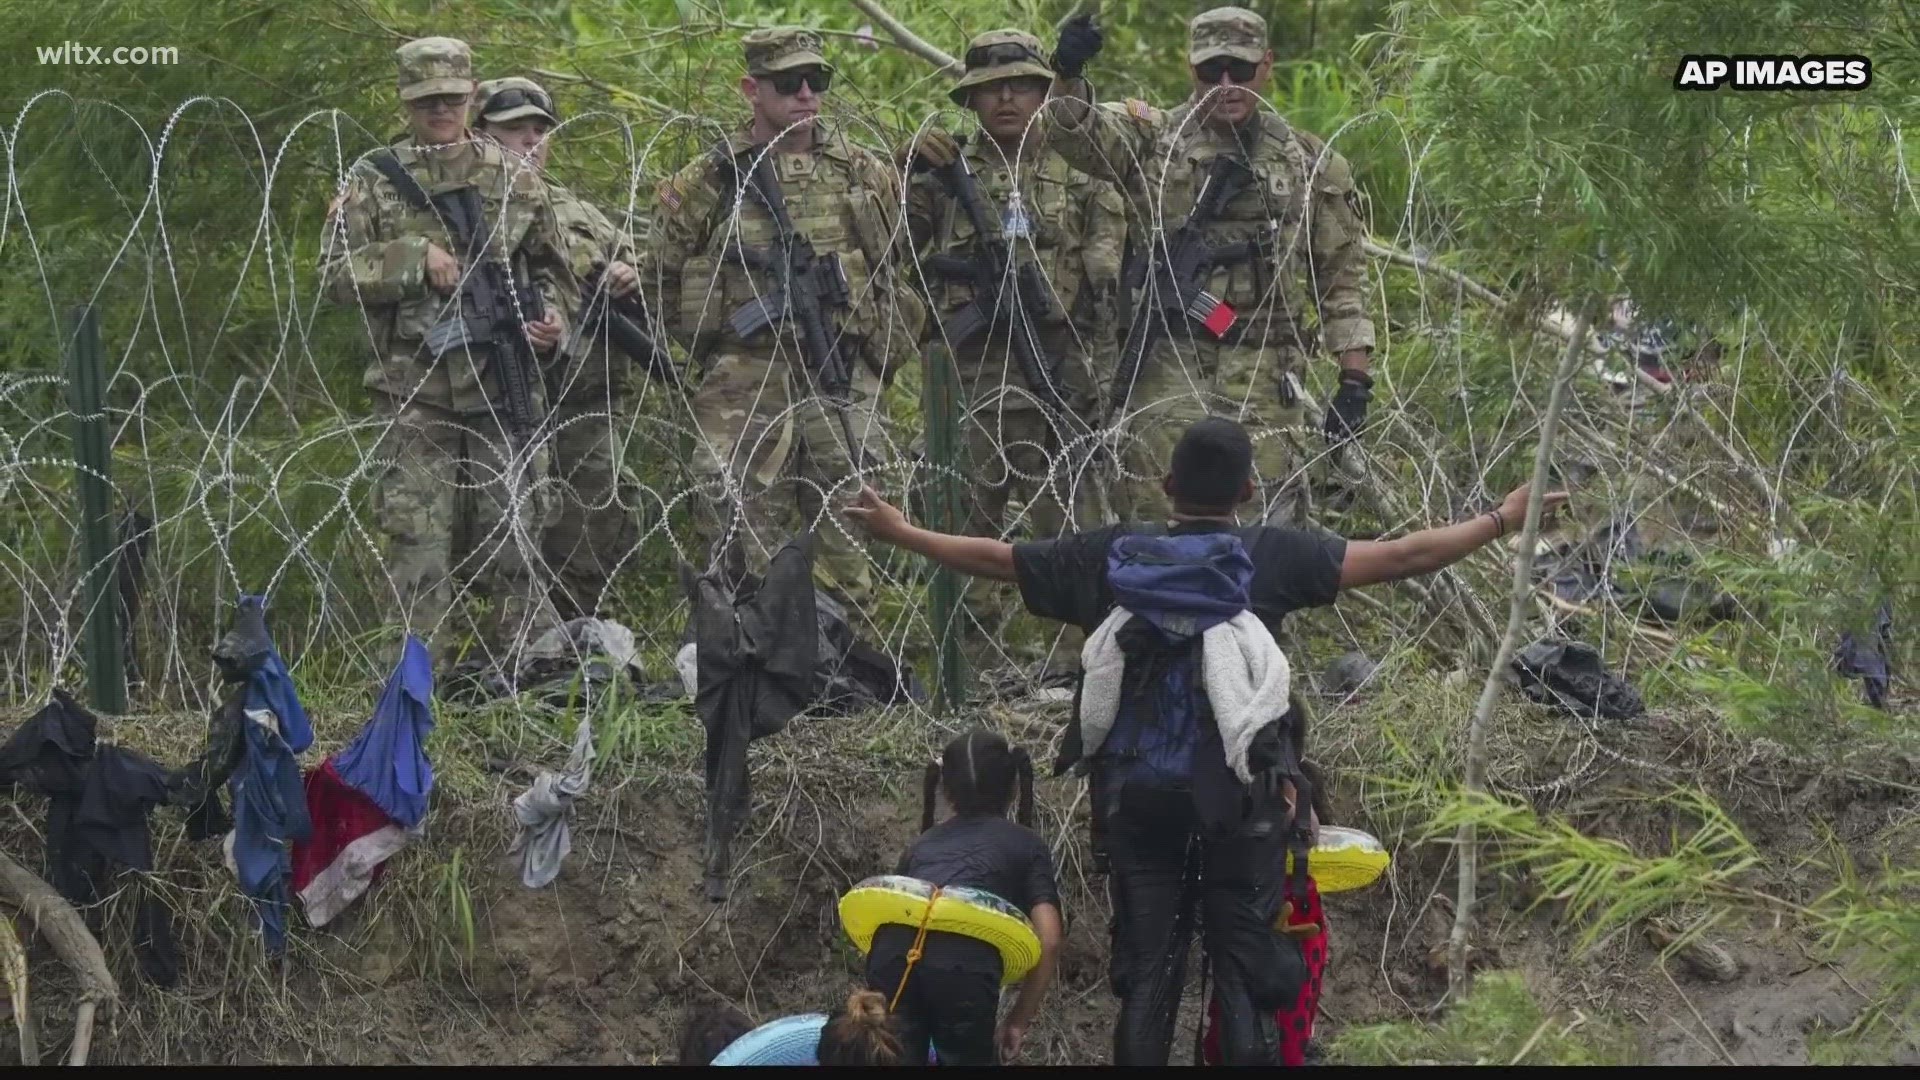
[1078,609,1292,784]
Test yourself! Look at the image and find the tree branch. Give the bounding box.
[0,853,117,1066]
[1447,307,1593,996]
[1362,238,1673,395]
[847,0,964,76]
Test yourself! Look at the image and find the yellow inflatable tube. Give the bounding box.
[1288,826,1392,894]
[839,875,1042,986]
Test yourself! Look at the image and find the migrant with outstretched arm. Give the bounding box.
[845,416,1567,1066]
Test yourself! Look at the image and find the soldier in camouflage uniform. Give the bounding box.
[320,38,569,673]
[1046,8,1377,525]
[645,27,925,606]
[473,77,648,620]
[901,29,1128,542]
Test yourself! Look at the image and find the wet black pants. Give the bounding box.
[1102,783,1303,1066]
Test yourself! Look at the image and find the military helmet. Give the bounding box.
[475,76,560,125]
[1188,6,1269,65]
[742,26,832,75]
[395,36,476,102]
[949,29,1053,107]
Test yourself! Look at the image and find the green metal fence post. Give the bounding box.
[920,343,968,716]
[66,305,126,714]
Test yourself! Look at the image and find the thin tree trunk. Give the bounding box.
[2,914,36,1065]
[1446,307,1593,997]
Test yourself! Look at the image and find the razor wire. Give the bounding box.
[0,86,1907,770]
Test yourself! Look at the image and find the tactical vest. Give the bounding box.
[360,139,549,411]
[676,129,896,361]
[1139,107,1318,344]
[929,143,1123,336]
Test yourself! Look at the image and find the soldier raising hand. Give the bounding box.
[1046,7,1377,526]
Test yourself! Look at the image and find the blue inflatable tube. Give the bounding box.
[710,1012,940,1066]
[711,1014,828,1066]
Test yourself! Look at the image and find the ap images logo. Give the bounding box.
[1674,54,1871,91]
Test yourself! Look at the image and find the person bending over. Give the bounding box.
[869,729,1066,1065]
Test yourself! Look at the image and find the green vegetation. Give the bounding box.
[1,0,1914,1065]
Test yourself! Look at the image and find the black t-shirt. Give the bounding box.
[894,813,1059,913]
[1012,520,1348,634]
[869,814,1060,979]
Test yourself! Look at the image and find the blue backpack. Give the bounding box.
[1095,531,1257,786]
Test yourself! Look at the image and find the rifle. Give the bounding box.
[577,264,683,392]
[717,147,861,457]
[921,151,1078,426]
[369,151,546,447]
[1109,156,1269,421]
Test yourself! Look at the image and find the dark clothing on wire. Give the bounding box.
[0,690,180,986]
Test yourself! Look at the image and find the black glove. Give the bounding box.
[1051,13,1104,79]
[1324,370,1372,444]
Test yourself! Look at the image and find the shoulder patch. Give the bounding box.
[1126,98,1154,121]
[656,177,683,210]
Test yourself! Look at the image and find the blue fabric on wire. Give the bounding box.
[331,634,436,828]
[229,704,312,953]
[229,593,314,953]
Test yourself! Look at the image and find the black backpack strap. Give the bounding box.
[368,149,435,214]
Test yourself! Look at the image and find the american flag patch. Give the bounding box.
[1127,99,1152,121]
[656,178,682,210]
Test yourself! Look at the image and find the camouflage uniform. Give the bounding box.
[320,40,568,666]
[1049,7,1375,523]
[477,77,647,620]
[905,29,1129,543]
[646,28,925,606]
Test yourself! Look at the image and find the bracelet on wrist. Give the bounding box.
[1488,509,1507,537]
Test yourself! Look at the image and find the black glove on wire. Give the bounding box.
[1051,13,1105,79]
[1324,370,1372,444]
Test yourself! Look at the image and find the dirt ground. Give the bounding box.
[3,694,1916,1066]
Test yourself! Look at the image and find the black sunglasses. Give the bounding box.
[1193,57,1260,84]
[972,75,1052,99]
[481,87,559,121]
[965,42,1048,71]
[766,69,832,95]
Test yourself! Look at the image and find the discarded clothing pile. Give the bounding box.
[0,689,178,986]
[1832,600,1894,710]
[674,582,926,717]
[441,617,674,706]
[508,714,593,889]
[1512,638,1644,721]
[1539,516,1739,628]
[292,634,436,924]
